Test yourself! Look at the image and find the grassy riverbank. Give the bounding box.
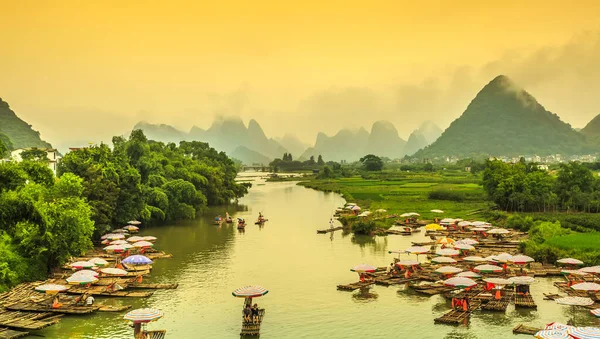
[298,170,490,221]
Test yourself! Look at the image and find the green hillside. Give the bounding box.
[414,75,589,158]
[580,114,600,145]
[0,98,52,150]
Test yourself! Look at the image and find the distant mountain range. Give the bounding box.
[0,98,52,151]
[414,75,592,159]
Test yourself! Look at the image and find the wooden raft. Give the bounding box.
[128,283,179,290]
[513,323,541,335]
[0,328,28,339]
[434,309,470,325]
[337,281,373,291]
[65,287,154,298]
[481,299,510,312]
[317,226,343,234]
[6,301,99,314]
[374,277,418,287]
[0,310,62,330]
[514,294,537,308]
[240,309,265,336]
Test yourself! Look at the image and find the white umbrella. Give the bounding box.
[557,258,584,266]
[580,266,600,274]
[471,227,488,231]
[431,209,444,214]
[440,218,456,223]
[487,228,510,234]
[70,261,95,270]
[455,238,479,245]
[457,271,481,278]
[508,276,535,285]
[89,258,109,267]
[463,256,487,262]
[110,239,129,245]
[431,257,457,264]
[492,253,514,263]
[351,205,361,211]
[555,296,594,306]
[127,236,144,243]
[408,212,420,217]
[396,260,420,267]
[141,236,157,242]
[435,266,463,275]
[457,221,472,227]
[400,213,412,217]
[72,269,99,277]
[100,268,129,276]
[571,282,600,292]
[483,278,512,285]
[376,209,387,213]
[133,241,154,248]
[509,255,535,265]
[405,246,431,254]
[435,248,460,256]
[350,264,377,273]
[443,277,477,288]
[533,329,570,339]
[474,264,503,273]
[561,269,589,276]
[453,244,475,251]
[568,327,600,339]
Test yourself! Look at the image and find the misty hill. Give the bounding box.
[230,146,271,165]
[581,114,600,145]
[365,120,406,159]
[0,98,52,150]
[301,128,369,162]
[274,133,309,158]
[414,75,589,158]
[419,120,443,144]
[403,130,429,156]
[133,117,287,164]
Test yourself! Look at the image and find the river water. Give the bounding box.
[36,174,598,338]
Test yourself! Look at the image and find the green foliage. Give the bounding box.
[270,153,329,171]
[360,154,383,171]
[20,148,48,161]
[19,161,54,187]
[0,98,52,149]
[352,219,376,235]
[0,162,28,192]
[506,214,534,232]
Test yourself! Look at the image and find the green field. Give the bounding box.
[545,232,600,251]
[298,171,489,220]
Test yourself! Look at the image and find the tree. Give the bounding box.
[20,148,48,162]
[317,155,324,166]
[0,133,13,158]
[360,154,384,171]
[423,162,434,172]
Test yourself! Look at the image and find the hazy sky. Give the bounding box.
[1,0,600,147]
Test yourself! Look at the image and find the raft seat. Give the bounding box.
[142,330,166,339]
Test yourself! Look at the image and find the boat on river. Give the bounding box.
[254,218,268,225]
[233,286,268,336]
[237,219,246,229]
[225,212,233,224]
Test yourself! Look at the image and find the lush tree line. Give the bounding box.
[0,131,247,291]
[482,159,600,212]
[269,153,325,171]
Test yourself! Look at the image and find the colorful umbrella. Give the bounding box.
[133,241,154,248]
[89,258,109,267]
[471,227,488,232]
[561,269,589,276]
[142,236,157,242]
[483,278,512,285]
[443,277,477,288]
[425,224,444,231]
[127,220,142,226]
[103,244,129,252]
[453,244,475,251]
[405,246,431,254]
[232,285,269,298]
[396,260,420,266]
[474,264,503,273]
[568,327,600,339]
[571,282,600,292]
[492,253,514,263]
[351,205,361,211]
[351,264,377,273]
[580,266,600,274]
[436,237,455,245]
[555,296,594,306]
[508,276,536,285]
[70,261,95,270]
[124,308,164,323]
[463,256,487,263]
[122,255,153,265]
[66,274,99,285]
[509,255,535,265]
[112,229,129,234]
[435,266,463,275]
[100,268,129,276]
[457,271,481,278]
[35,284,68,293]
[487,228,510,234]
[123,225,139,231]
[106,234,126,240]
[435,248,460,256]
[533,330,570,339]
[545,323,573,331]
[590,309,600,318]
[110,239,129,245]
[101,239,111,245]
[557,258,584,266]
[430,209,444,213]
[72,269,99,277]
[127,236,144,243]
[431,256,457,264]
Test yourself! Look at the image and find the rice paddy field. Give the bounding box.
[298,170,490,220]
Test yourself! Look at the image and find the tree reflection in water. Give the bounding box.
[352,287,379,303]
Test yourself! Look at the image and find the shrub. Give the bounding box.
[352,219,376,235]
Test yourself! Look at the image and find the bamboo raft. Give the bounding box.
[128,283,179,290]
[6,301,99,314]
[0,310,62,330]
[414,284,455,296]
[337,281,374,291]
[374,277,418,286]
[481,299,510,312]
[65,287,154,298]
[98,304,132,312]
[0,328,28,339]
[434,309,471,325]
[513,324,541,335]
[317,226,343,234]
[240,309,265,336]
[514,294,537,308]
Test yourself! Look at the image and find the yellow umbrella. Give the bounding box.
[436,237,455,245]
[425,224,444,231]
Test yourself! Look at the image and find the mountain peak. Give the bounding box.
[581,114,600,143]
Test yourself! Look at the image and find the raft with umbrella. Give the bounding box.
[233,286,268,336]
[434,277,480,324]
[124,308,166,338]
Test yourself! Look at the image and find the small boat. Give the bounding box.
[225,213,233,224]
[237,218,246,229]
[214,216,222,225]
[254,218,268,225]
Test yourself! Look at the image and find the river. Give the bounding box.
[36,174,598,338]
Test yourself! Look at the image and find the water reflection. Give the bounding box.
[352,287,379,302]
[351,235,389,255]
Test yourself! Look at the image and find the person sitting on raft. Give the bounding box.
[243,305,252,322]
[252,303,260,323]
[52,296,63,309]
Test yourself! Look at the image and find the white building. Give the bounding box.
[10,148,60,176]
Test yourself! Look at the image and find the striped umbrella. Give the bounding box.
[555,296,595,306]
[103,244,129,253]
[431,256,457,264]
[100,268,129,276]
[509,255,535,265]
[492,253,513,263]
[66,274,99,285]
[453,244,475,251]
[463,256,487,262]
[351,264,377,273]
[474,264,503,273]
[443,277,477,288]
[123,225,139,231]
[142,236,157,242]
[105,234,125,241]
[571,282,600,292]
[70,261,95,270]
[545,323,573,331]
[435,248,460,256]
[72,269,99,277]
[435,266,463,275]
[508,276,535,285]
[35,284,68,293]
[395,260,420,267]
[590,309,600,317]
[568,327,600,339]
[127,236,144,243]
[557,258,584,266]
[436,237,455,245]
[89,258,109,267]
[457,271,481,278]
[122,255,153,265]
[110,240,129,245]
[124,308,163,323]
[232,286,269,298]
[404,246,430,254]
[533,330,570,339]
[580,266,600,274]
[133,241,154,248]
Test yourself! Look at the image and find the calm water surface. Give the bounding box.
[36,174,599,338]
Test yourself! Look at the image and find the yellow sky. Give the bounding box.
[1,0,600,148]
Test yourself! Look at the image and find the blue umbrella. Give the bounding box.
[122,255,153,265]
